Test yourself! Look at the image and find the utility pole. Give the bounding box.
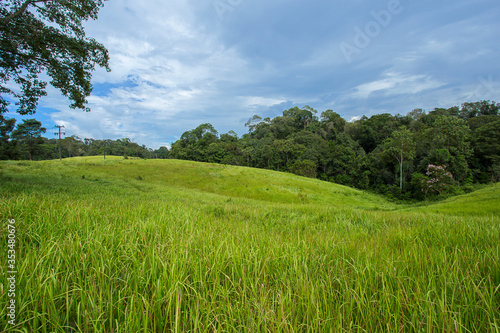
[54,125,65,161]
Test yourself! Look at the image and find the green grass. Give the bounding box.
[406,183,500,216]
[0,157,499,332]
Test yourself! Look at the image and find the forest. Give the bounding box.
[1,99,499,201]
[169,100,500,200]
[0,117,170,161]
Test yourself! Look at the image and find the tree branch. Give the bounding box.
[0,0,60,24]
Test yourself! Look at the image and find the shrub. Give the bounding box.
[422,164,453,196]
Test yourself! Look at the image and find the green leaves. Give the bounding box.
[384,126,416,162]
[0,0,109,114]
[424,116,473,183]
[290,159,317,178]
[383,126,416,189]
[166,101,498,200]
[10,118,46,160]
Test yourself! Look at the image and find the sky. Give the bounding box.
[6,0,500,149]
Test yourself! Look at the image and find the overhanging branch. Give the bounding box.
[0,0,61,24]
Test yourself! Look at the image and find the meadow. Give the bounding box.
[0,156,499,332]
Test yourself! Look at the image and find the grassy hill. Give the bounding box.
[0,156,395,208]
[406,182,500,216]
[0,157,499,332]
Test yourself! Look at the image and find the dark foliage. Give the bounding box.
[170,101,500,200]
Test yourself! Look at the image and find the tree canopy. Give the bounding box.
[169,101,500,200]
[0,0,110,115]
[10,118,46,160]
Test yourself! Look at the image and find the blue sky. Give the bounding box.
[6,0,500,149]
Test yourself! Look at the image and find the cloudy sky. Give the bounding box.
[7,0,500,149]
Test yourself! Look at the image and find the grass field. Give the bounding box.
[1,156,499,332]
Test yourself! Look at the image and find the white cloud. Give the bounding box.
[44,0,262,148]
[240,96,287,108]
[348,72,444,99]
[22,0,498,149]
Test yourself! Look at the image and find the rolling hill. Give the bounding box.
[407,182,500,216]
[0,156,397,209]
[0,156,498,332]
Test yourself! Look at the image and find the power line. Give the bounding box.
[54,125,65,161]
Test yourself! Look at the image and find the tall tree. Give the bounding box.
[283,106,318,131]
[383,126,416,190]
[0,0,110,115]
[426,116,472,184]
[0,115,16,159]
[244,115,262,133]
[472,119,500,182]
[11,118,46,160]
[320,110,346,140]
[459,100,499,120]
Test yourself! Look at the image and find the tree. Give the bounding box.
[472,119,500,182]
[407,108,425,122]
[459,100,499,120]
[62,135,84,158]
[320,110,346,140]
[270,115,294,139]
[254,138,275,169]
[11,118,46,160]
[327,133,366,187]
[0,0,110,115]
[347,113,398,153]
[154,146,170,159]
[220,130,238,143]
[170,123,218,162]
[244,115,262,133]
[273,138,304,166]
[425,116,472,184]
[0,115,16,159]
[422,164,454,196]
[283,106,318,131]
[290,159,317,178]
[191,123,218,148]
[383,126,416,190]
[290,131,328,174]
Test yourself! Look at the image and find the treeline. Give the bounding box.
[170,100,500,200]
[0,117,170,160]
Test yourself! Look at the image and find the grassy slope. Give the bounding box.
[5,156,497,214]
[406,183,500,216]
[1,156,396,209]
[0,157,499,332]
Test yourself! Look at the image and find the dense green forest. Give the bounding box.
[169,100,500,200]
[2,100,499,200]
[0,117,170,160]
